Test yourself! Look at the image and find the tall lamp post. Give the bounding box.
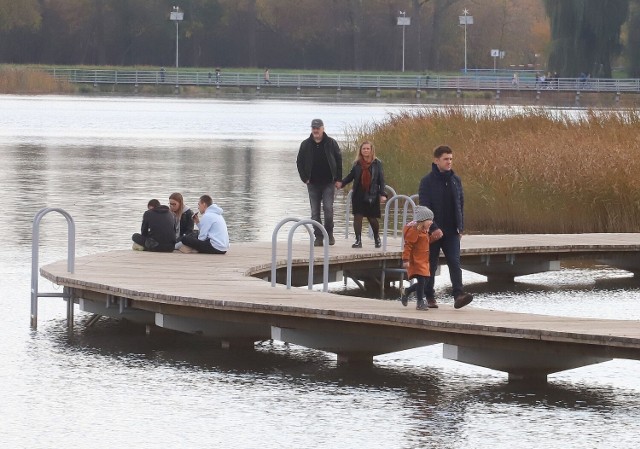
[170,6,184,69]
[458,9,473,74]
[397,11,411,72]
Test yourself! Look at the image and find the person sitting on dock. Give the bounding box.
[400,206,439,311]
[131,199,176,252]
[169,192,195,249]
[180,195,229,254]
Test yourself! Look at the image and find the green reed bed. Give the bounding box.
[345,107,640,234]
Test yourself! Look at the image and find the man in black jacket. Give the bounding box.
[131,199,176,252]
[296,118,342,246]
[418,145,473,309]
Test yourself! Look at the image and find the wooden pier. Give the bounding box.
[39,233,640,383]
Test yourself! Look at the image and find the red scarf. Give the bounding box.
[360,158,372,192]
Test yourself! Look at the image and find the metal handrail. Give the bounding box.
[271,217,313,287]
[287,219,329,292]
[31,208,75,330]
[382,195,417,252]
[270,217,329,292]
[44,68,640,93]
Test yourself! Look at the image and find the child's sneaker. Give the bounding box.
[400,293,408,307]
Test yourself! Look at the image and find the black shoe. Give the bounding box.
[454,293,473,309]
[374,237,381,248]
[329,235,336,246]
[400,293,408,307]
[352,239,362,248]
[314,238,323,247]
[416,300,429,311]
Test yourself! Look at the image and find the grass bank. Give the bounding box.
[345,107,640,234]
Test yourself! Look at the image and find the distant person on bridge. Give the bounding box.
[264,68,271,84]
[180,195,229,254]
[297,118,342,247]
[418,145,473,309]
[337,140,387,249]
[132,199,176,252]
[400,206,439,311]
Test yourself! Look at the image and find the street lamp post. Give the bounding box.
[458,9,473,74]
[170,6,184,69]
[397,11,411,72]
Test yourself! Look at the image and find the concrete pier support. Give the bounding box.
[271,326,437,364]
[155,313,270,343]
[443,344,611,384]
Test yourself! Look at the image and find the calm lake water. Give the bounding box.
[1,95,639,449]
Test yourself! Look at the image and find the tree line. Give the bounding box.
[0,0,638,77]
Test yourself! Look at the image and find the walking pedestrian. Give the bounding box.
[296,118,342,246]
[337,141,387,248]
[418,145,473,309]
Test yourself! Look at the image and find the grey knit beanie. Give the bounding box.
[414,206,434,222]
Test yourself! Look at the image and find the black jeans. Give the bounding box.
[181,234,226,254]
[132,233,174,252]
[425,231,463,299]
[406,275,429,302]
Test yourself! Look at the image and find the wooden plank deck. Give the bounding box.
[39,234,640,354]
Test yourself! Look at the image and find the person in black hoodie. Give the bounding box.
[418,145,473,309]
[131,199,176,252]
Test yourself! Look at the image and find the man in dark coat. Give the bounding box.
[296,118,342,246]
[418,145,473,309]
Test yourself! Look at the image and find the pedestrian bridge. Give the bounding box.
[38,233,640,384]
[45,68,640,97]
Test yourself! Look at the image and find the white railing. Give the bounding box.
[44,68,640,93]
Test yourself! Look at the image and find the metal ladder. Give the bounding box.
[31,208,76,330]
[271,217,329,292]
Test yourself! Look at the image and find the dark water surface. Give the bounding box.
[1,96,639,448]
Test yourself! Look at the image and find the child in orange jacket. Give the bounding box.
[401,206,440,310]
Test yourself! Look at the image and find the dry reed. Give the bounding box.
[0,66,73,94]
[346,107,640,234]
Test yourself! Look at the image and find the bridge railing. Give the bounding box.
[45,68,640,93]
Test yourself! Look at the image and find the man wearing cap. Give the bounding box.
[418,145,473,309]
[296,118,342,246]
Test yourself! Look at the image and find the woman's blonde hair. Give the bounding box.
[169,192,185,219]
[354,140,376,163]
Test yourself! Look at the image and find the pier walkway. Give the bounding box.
[39,233,640,383]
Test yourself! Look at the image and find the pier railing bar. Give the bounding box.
[286,219,330,292]
[271,217,313,287]
[43,69,640,94]
[31,207,76,330]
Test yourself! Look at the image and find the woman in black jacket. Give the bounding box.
[338,141,387,248]
[169,192,195,247]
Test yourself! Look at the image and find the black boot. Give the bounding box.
[374,233,381,248]
[352,233,362,248]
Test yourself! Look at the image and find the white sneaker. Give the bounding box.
[132,242,145,251]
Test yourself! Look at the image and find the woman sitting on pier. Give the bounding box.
[169,192,194,249]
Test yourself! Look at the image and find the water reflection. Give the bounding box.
[4,97,640,448]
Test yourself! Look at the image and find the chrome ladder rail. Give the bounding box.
[31,208,76,330]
